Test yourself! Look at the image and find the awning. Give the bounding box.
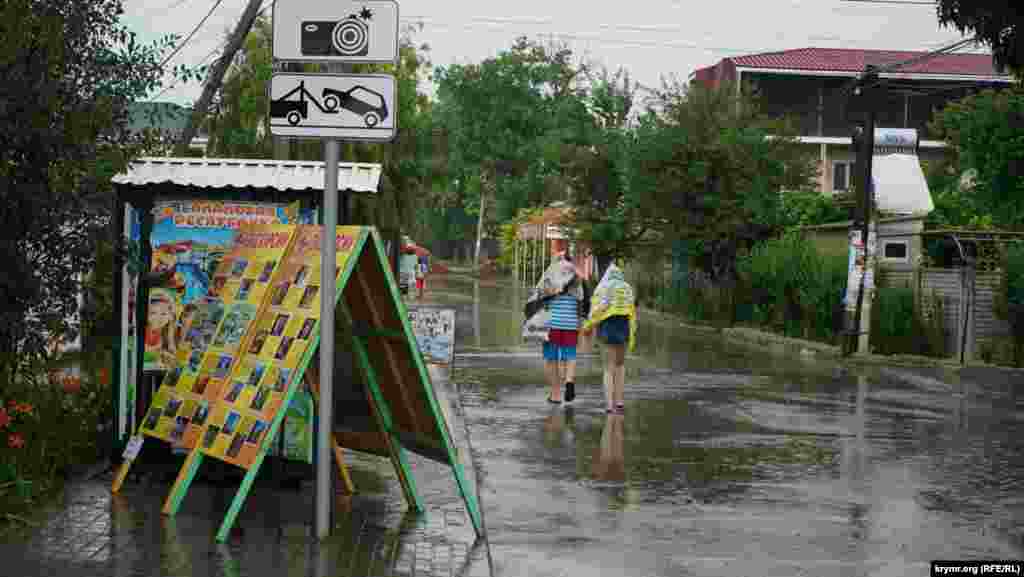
[872,153,934,215]
[113,157,382,194]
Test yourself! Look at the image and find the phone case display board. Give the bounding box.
[112,224,298,493]
[198,225,364,469]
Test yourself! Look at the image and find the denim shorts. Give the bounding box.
[543,340,577,362]
[598,316,629,345]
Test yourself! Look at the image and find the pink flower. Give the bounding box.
[8,432,24,449]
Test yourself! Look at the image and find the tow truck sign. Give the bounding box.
[268,73,396,141]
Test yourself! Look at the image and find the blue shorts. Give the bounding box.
[543,341,577,362]
[598,316,630,345]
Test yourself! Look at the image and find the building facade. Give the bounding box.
[690,47,1014,195]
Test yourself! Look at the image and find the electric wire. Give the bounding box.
[149,0,274,102]
[839,0,936,4]
[158,0,228,69]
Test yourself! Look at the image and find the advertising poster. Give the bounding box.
[278,392,314,462]
[199,225,365,469]
[407,307,455,365]
[844,229,865,312]
[120,204,142,439]
[139,225,297,449]
[144,200,312,372]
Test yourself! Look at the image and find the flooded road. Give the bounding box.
[426,273,1024,577]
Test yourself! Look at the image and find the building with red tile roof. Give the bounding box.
[689,47,1014,197]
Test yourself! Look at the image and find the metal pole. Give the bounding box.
[855,107,876,354]
[317,138,339,540]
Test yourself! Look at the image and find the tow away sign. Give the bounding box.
[268,73,396,141]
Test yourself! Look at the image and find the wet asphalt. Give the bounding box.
[3,272,1023,577]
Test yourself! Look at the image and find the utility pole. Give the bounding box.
[843,65,878,356]
[175,0,265,156]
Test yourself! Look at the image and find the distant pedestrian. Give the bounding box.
[582,262,636,414]
[416,253,428,298]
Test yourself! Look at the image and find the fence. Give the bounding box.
[626,231,1024,366]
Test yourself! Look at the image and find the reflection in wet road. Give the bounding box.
[427,274,1024,577]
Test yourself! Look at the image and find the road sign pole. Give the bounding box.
[317,137,340,540]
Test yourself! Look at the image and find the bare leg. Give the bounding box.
[603,349,615,411]
[611,344,626,407]
[545,361,562,401]
[564,359,577,385]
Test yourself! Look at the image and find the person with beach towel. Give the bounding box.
[581,262,636,414]
[523,251,584,404]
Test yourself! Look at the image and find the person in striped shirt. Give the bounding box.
[542,252,583,404]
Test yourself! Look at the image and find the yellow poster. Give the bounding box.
[139,224,297,449]
[199,225,364,469]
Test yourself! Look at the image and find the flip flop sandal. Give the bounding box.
[547,397,562,404]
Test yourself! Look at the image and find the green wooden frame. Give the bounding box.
[157,226,484,542]
[363,231,484,537]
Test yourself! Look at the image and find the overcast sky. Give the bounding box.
[119,0,976,107]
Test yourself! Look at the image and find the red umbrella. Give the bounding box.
[401,244,430,257]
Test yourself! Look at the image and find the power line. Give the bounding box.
[400,17,845,55]
[401,14,697,36]
[159,0,227,69]
[149,0,275,103]
[839,0,935,4]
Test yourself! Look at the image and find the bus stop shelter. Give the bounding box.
[109,157,381,460]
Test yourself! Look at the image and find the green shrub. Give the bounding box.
[994,241,1024,365]
[735,232,847,344]
[1,349,110,527]
[870,286,948,357]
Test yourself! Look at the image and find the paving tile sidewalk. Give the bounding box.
[1,448,490,577]
[1,364,490,577]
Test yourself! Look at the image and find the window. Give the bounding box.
[832,161,853,192]
[882,240,910,263]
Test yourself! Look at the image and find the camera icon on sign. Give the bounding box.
[301,15,369,57]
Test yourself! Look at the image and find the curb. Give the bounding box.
[639,305,1024,377]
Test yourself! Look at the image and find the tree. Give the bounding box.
[928,86,1024,230]
[433,37,590,265]
[630,79,817,283]
[0,0,178,376]
[936,1,1023,76]
[561,67,658,272]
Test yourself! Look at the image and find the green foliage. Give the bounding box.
[630,80,818,282]
[778,189,849,229]
[936,1,1022,76]
[1,358,110,526]
[928,87,1024,230]
[993,241,1024,365]
[735,233,847,343]
[432,36,592,243]
[561,68,657,265]
[0,0,184,378]
[870,286,948,357]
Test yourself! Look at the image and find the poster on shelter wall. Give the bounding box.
[120,204,142,439]
[143,200,312,372]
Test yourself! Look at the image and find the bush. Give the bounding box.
[735,232,848,344]
[0,351,110,526]
[870,285,948,357]
[994,241,1024,365]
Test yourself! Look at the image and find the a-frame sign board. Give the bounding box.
[161,226,483,542]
